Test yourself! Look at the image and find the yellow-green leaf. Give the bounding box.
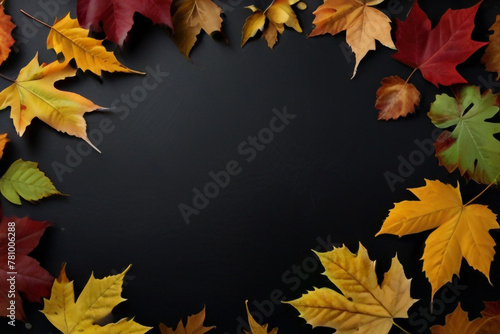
[0,159,62,205]
[42,264,151,334]
[47,13,144,76]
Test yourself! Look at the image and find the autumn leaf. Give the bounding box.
[42,12,144,76]
[241,0,302,49]
[244,301,278,334]
[0,212,53,321]
[77,0,173,46]
[482,15,500,80]
[286,243,417,334]
[171,0,223,58]
[376,76,421,120]
[159,306,215,334]
[0,159,62,205]
[0,4,15,66]
[42,265,152,334]
[428,85,500,185]
[309,0,395,78]
[0,54,102,151]
[393,1,487,87]
[431,302,500,333]
[0,133,8,158]
[376,179,499,300]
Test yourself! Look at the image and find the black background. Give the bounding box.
[1,0,500,333]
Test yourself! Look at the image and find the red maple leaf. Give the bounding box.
[0,210,54,321]
[392,1,487,87]
[77,0,173,46]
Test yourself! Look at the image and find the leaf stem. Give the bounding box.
[392,321,413,334]
[405,67,419,84]
[0,73,14,83]
[465,180,496,206]
[20,9,52,29]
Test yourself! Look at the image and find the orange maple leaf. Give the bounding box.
[0,4,14,66]
[431,302,500,333]
[159,306,215,334]
[376,179,499,300]
[309,0,395,78]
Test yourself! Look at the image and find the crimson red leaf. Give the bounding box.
[393,1,487,86]
[77,0,173,46]
[0,213,53,321]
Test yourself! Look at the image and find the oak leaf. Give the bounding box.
[0,212,53,321]
[42,265,152,333]
[0,54,102,151]
[77,0,173,46]
[309,0,395,78]
[0,133,8,158]
[159,306,214,334]
[376,179,499,300]
[171,0,223,58]
[244,301,278,334]
[46,13,144,76]
[393,1,487,87]
[431,302,500,334]
[241,0,302,49]
[376,75,421,120]
[428,85,500,185]
[0,159,62,205]
[286,243,417,334]
[482,15,500,80]
[0,4,14,65]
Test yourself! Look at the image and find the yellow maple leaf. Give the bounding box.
[431,302,500,334]
[0,133,8,158]
[241,0,302,49]
[0,3,14,66]
[0,54,102,151]
[42,12,144,76]
[482,15,500,80]
[309,0,395,77]
[159,306,215,334]
[244,300,278,334]
[42,264,152,334]
[171,0,223,58]
[376,179,499,300]
[286,243,417,334]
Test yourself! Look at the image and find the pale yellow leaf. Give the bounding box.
[286,243,416,334]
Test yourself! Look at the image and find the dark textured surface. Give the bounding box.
[1,0,500,333]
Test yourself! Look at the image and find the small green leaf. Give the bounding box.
[0,159,62,204]
[428,85,500,184]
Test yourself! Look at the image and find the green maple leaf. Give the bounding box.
[428,85,500,184]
